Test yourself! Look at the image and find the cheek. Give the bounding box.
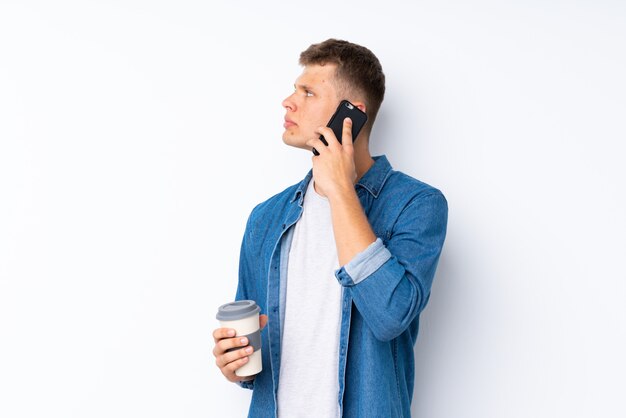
[298,110,314,130]
[304,109,324,130]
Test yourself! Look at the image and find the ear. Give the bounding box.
[351,101,367,114]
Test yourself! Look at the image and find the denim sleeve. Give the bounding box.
[237,379,255,390]
[235,212,256,306]
[335,192,448,342]
[341,238,392,284]
[232,213,256,391]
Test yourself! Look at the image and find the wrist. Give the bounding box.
[326,181,358,206]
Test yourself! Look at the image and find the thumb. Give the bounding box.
[259,314,268,330]
[341,117,354,148]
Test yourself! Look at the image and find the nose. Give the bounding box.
[282,93,296,112]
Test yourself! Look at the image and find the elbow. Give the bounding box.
[368,288,425,342]
[350,262,431,342]
[371,321,406,342]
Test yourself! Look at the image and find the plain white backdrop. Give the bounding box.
[1,1,625,417]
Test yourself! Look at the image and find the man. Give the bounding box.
[212,39,448,418]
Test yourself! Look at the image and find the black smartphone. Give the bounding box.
[313,100,368,155]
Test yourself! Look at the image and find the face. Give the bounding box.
[282,64,342,150]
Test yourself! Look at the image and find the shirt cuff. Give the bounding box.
[335,238,391,286]
[236,379,254,390]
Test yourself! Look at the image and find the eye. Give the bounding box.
[305,90,314,97]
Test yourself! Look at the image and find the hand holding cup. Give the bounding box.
[212,300,267,382]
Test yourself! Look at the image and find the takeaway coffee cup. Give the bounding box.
[216,300,262,377]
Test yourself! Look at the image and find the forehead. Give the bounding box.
[295,64,338,91]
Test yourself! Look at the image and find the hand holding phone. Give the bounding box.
[313,100,368,155]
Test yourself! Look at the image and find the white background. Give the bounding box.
[1,1,625,417]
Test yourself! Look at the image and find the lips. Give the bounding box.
[283,117,296,128]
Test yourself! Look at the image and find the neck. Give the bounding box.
[353,138,375,182]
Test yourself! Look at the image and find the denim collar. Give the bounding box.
[291,155,393,203]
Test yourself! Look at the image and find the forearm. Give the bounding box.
[327,186,377,266]
[334,192,448,341]
[338,257,424,341]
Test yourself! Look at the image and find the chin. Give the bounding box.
[282,132,299,145]
[282,136,310,151]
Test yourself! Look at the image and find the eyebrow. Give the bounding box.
[295,83,314,91]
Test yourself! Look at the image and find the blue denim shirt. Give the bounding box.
[235,155,448,418]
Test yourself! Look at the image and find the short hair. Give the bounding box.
[299,39,385,133]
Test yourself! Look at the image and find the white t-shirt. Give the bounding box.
[277,181,342,418]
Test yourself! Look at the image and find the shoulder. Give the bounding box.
[241,179,305,247]
[380,170,448,238]
[383,169,447,207]
[363,155,446,207]
[245,172,311,234]
[249,182,300,219]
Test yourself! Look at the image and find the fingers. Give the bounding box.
[312,119,352,152]
[213,334,249,358]
[212,327,235,344]
[217,346,253,382]
[213,318,268,382]
[316,126,339,147]
[222,356,251,382]
[307,136,328,155]
[341,117,353,147]
[216,343,254,369]
[212,334,255,382]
